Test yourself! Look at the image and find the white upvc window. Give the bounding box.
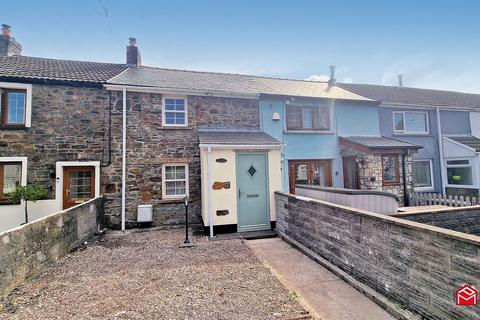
[162,97,187,127]
[413,159,434,191]
[162,164,189,199]
[0,82,32,128]
[393,111,429,134]
[445,158,473,187]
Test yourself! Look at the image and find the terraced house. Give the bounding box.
[2,24,480,235]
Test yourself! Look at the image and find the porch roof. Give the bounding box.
[447,135,480,152]
[340,136,422,151]
[198,131,281,146]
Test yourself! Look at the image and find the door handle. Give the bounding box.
[238,189,241,199]
[247,194,259,198]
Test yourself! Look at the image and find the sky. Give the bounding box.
[2,0,480,93]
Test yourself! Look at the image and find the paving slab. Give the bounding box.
[246,237,396,320]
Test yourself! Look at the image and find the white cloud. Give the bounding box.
[305,74,329,82]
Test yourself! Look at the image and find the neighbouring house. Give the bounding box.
[339,82,480,199]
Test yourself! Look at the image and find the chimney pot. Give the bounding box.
[1,24,11,36]
[129,37,137,47]
[328,65,336,86]
[397,74,404,87]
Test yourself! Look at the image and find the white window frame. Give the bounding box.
[393,111,429,135]
[0,157,27,204]
[445,158,474,188]
[162,163,189,199]
[413,159,434,191]
[162,96,188,127]
[0,82,32,128]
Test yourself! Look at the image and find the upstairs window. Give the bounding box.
[286,106,330,131]
[0,162,22,203]
[162,97,187,126]
[393,111,429,134]
[1,90,27,127]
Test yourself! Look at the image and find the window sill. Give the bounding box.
[159,198,188,204]
[1,126,28,131]
[393,132,432,137]
[284,130,334,134]
[0,201,17,206]
[383,182,401,186]
[414,187,434,192]
[158,126,192,130]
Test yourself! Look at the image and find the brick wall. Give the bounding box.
[393,207,480,236]
[0,197,104,296]
[275,192,480,320]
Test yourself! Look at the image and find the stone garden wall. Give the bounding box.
[393,206,480,236]
[275,192,480,320]
[0,197,104,296]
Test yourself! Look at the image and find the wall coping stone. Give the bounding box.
[296,184,400,201]
[275,191,480,245]
[391,204,480,217]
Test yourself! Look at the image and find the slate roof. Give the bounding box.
[447,135,480,152]
[338,83,480,109]
[198,131,281,145]
[107,66,373,101]
[340,136,421,150]
[0,55,128,84]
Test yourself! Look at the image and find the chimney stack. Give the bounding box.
[328,65,336,86]
[397,74,404,87]
[126,37,141,67]
[0,24,22,56]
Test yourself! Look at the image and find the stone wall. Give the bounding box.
[105,91,260,228]
[275,192,480,320]
[0,84,110,199]
[0,197,104,296]
[340,145,414,204]
[393,206,480,235]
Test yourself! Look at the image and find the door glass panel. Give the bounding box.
[69,171,92,200]
[294,164,308,185]
[312,162,327,186]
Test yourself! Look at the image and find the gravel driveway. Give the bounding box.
[0,229,308,320]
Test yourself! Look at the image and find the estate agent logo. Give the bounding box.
[456,285,478,306]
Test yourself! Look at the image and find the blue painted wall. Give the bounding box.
[260,98,381,191]
[379,106,442,192]
[440,110,471,134]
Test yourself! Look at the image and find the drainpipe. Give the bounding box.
[436,107,446,195]
[207,145,214,238]
[121,87,127,232]
[402,150,409,207]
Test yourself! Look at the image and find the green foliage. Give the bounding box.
[10,185,48,205]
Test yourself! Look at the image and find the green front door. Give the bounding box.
[236,153,270,232]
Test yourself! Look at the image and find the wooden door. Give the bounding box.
[343,157,360,189]
[288,160,332,193]
[63,166,95,209]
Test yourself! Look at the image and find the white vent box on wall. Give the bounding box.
[137,204,153,222]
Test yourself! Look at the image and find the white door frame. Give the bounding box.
[55,161,100,210]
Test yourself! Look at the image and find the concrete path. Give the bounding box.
[246,237,395,320]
